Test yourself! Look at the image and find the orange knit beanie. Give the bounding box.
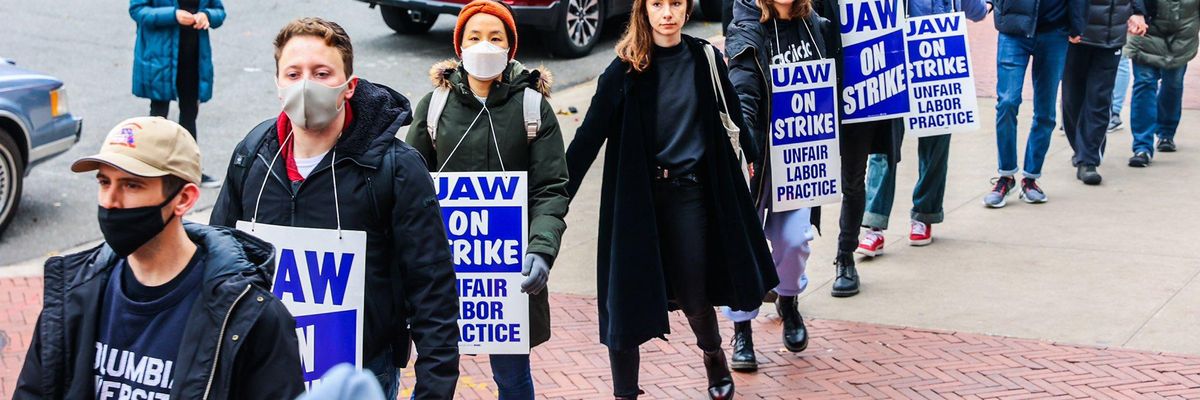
[454,0,518,59]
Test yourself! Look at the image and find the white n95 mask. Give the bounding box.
[461,42,509,80]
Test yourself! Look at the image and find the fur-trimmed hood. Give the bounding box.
[428,59,553,97]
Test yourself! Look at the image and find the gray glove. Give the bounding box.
[521,253,550,295]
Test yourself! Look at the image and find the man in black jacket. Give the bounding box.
[15,116,305,400]
[1063,0,1147,184]
[209,18,460,399]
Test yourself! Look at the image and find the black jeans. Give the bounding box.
[609,176,723,398]
[149,98,199,140]
[836,121,890,260]
[1062,44,1121,167]
[721,0,734,35]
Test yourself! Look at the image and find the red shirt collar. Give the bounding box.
[275,101,354,182]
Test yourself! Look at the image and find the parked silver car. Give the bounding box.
[0,58,83,236]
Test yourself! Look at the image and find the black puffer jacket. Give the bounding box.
[210,79,460,398]
[733,0,903,184]
[15,223,304,400]
[991,0,1071,37]
[1069,0,1146,48]
[726,0,836,227]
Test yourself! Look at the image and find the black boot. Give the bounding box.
[730,321,757,372]
[775,296,809,352]
[614,389,644,400]
[831,256,860,297]
[702,349,735,400]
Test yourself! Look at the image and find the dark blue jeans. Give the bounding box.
[490,354,534,399]
[863,134,951,229]
[1130,63,1187,154]
[365,350,400,400]
[994,30,1068,178]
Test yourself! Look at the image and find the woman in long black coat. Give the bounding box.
[564,0,778,397]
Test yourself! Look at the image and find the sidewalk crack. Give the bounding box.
[1121,262,1200,347]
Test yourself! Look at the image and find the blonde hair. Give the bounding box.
[615,0,694,73]
[757,0,812,23]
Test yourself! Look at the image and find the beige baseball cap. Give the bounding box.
[71,117,202,185]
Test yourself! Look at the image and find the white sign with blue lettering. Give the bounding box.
[435,171,530,354]
[904,12,979,137]
[770,59,842,211]
[839,0,913,124]
[234,221,366,392]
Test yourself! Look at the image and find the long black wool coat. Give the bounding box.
[565,34,779,351]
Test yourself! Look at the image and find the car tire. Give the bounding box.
[699,0,723,22]
[547,0,604,58]
[0,129,24,238]
[380,5,438,34]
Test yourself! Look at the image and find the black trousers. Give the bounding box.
[721,0,734,35]
[1062,44,1121,167]
[609,176,723,398]
[836,120,890,259]
[151,29,201,140]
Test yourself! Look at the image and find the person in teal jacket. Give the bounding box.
[129,0,225,187]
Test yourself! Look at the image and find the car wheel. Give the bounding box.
[0,129,24,238]
[380,5,438,34]
[699,0,723,22]
[547,0,603,58]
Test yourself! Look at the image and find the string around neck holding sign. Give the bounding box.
[250,127,346,239]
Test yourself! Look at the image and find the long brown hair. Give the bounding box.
[615,0,693,73]
[757,0,812,23]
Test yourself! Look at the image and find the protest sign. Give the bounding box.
[235,221,366,391]
[904,12,980,136]
[770,59,842,210]
[839,0,913,123]
[435,171,530,355]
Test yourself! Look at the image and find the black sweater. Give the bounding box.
[653,43,705,174]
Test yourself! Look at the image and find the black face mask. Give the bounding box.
[97,187,183,257]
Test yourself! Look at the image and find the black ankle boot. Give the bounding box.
[831,256,860,298]
[614,389,644,400]
[730,321,757,372]
[702,349,735,400]
[775,296,809,352]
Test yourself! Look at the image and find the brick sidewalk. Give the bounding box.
[4,277,1200,399]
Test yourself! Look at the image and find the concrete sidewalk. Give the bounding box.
[543,81,1200,357]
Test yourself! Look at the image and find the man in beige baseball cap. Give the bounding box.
[69,116,202,258]
[14,117,305,399]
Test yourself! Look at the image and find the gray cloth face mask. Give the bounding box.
[277,77,354,131]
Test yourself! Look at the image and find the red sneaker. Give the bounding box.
[909,221,933,246]
[855,229,885,257]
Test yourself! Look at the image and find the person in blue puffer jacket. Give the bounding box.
[130,0,226,187]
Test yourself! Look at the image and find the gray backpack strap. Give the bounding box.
[522,87,542,142]
[426,87,451,146]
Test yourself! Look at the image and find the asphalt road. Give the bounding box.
[0,0,720,265]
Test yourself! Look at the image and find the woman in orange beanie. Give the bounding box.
[407,1,569,399]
